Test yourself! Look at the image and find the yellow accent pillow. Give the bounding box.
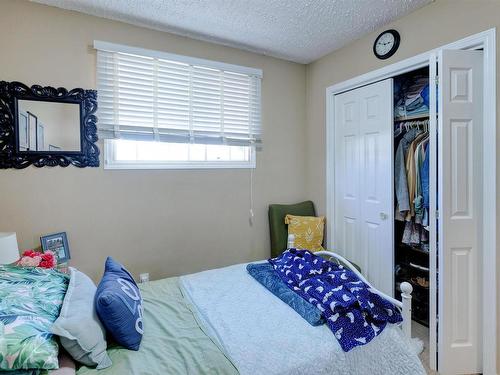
[285,214,325,252]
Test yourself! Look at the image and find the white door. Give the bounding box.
[334,79,394,296]
[437,49,483,374]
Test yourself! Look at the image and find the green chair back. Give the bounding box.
[268,200,316,258]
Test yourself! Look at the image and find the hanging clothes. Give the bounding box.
[414,137,429,224]
[420,143,430,228]
[421,148,430,210]
[394,70,431,247]
[394,128,420,218]
[404,131,428,221]
[393,118,430,247]
[402,221,429,247]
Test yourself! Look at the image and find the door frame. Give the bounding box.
[325,28,496,374]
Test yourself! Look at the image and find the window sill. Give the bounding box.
[104,160,256,170]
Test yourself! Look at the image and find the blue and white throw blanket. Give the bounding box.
[268,249,402,352]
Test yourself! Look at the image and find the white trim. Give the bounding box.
[103,139,256,170]
[428,51,438,371]
[325,90,335,248]
[93,40,263,78]
[428,29,496,375]
[480,28,497,375]
[325,28,496,374]
[104,161,256,170]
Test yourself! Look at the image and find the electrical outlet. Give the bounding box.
[139,273,149,283]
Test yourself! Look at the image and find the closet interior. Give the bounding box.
[393,66,431,328]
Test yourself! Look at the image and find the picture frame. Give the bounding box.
[40,232,71,264]
[18,111,29,150]
[27,111,37,151]
[37,123,45,151]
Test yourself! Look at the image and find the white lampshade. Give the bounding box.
[0,232,20,264]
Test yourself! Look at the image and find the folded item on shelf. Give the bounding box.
[411,277,429,288]
[394,80,430,119]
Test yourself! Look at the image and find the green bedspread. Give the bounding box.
[77,277,238,375]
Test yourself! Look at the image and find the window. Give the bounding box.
[94,41,262,169]
[105,139,255,169]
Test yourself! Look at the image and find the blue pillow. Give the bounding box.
[95,257,144,350]
[246,263,324,326]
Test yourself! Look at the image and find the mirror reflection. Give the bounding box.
[17,100,81,152]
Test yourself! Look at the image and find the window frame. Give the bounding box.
[103,139,256,170]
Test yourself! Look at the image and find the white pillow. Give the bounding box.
[51,268,112,369]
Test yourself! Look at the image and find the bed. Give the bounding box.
[76,251,424,375]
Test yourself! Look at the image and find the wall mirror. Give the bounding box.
[0,81,99,168]
[17,100,81,152]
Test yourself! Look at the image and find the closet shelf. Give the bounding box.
[394,114,430,121]
[398,244,430,256]
[397,261,429,274]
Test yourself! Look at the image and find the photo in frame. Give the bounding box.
[41,232,71,264]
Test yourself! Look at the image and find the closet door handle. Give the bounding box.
[379,212,388,220]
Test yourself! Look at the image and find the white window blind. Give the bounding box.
[95,41,262,147]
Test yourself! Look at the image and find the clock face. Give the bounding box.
[374,30,400,59]
[376,33,395,55]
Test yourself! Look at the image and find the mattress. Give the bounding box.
[180,263,426,375]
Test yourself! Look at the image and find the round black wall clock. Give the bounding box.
[373,29,400,60]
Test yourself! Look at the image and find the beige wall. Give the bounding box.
[305,0,500,367]
[3,0,499,365]
[0,0,307,281]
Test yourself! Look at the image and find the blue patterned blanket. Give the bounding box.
[268,249,402,351]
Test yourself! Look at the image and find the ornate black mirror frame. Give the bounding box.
[0,81,99,168]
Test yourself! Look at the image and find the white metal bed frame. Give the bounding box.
[315,250,413,338]
[287,235,413,338]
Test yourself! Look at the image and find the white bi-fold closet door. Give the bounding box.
[333,79,394,297]
[332,50,483,374]
[437,49,483,375]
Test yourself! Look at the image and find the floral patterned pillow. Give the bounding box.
[0,265,69,370]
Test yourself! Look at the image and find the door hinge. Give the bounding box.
[435,210,440,219]
[434,75,439,86]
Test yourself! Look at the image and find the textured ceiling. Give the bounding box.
[31,0,432,64]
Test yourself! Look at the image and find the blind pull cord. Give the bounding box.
[249,167,255,227]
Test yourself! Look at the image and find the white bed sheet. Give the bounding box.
[180,263,425,375]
